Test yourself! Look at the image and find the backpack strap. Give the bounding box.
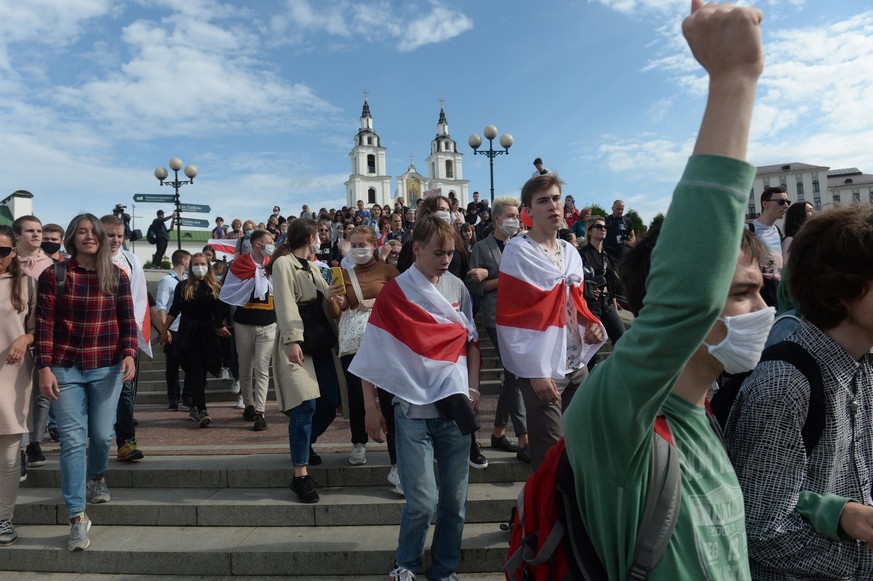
[628,416,682,581]
[759,341,824,455]
[53,260,67,304]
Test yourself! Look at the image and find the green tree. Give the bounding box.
[625,209,646,237]
[649,212,665,231]
[585,203,608,218]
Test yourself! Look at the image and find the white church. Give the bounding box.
[344,99,470,209]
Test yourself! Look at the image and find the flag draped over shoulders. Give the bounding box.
[348,266,477,406]
[219,253,271,307]
[120,249,152,358]
[496,237,604,380]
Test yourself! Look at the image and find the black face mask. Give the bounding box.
[41,241,62,255]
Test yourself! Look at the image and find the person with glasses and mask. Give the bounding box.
[747,185,791,307]
[468,197,530,463]
[580,215,625,371]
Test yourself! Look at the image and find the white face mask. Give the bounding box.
[191,265,209,279]
[498,217,520,237]
[350,247,374,265]
[704,307,776,374]
[434,210,452,224]
[262,244,275,257]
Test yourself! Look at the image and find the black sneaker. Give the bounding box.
[253,414,267,431]
[242,405,255,422]
[26,442,46,467]
[309,446,322,466]
[290,475,319,503]
[48,426,60,442]
[490,434,518,453]
[516,444,531,464]
[470,439,488,469]
[182,397,194,410]
[167,401,179,411]
[19,450,27,482]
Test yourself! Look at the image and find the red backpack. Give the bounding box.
[505,416,689,581]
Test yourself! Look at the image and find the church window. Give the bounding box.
[367,154,376,174]
[853,189,861,202]
[368,188,376,204]
[796,181,804,201]
[367,137,373,145]
[445,160,453,179]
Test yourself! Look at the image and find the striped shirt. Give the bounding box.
[35,258,138,369]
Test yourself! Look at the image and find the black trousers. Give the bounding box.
[153,238,169,268]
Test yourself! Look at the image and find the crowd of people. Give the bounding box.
[2,3,873,580]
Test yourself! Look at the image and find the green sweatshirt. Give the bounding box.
[564,155,756,581]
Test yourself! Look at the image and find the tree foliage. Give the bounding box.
[649,212,665,231]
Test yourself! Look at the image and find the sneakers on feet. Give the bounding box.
[68,513,91,551]
[0,520,17,546]
[26,442,46,467]
[48,425,61,442]
[242,405,255,421]
[469,439,488,469]
[188,407,201,422]
[235,395,245,409]
[117,438,144,462]
[436,574,459,581]
[220,367,230,379]
[389,565,416,581]
[19,450,26,482]
[88,478,111,504]
[230,379,241,393]
[387,465,404,496]
[167,400,179,411]
[516,444,531,464]
[490,434,518,453]
[253,414,267,431]
[290,475,319,503]
[199,411,212,428]
[349,443,367,465]
[309,446,322,466]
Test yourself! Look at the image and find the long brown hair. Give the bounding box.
[267,218,317,276]
[0,226,27,313]
[64,214,118,296]
[182,253,221,301]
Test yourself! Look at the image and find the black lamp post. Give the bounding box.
[468,125,513,203]
[154,157,198,251]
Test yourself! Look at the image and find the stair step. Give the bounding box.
[10,574,506,581]
[3,522,508,576]
[15,482,517,527]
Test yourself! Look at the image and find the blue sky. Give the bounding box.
[2,0,872,231]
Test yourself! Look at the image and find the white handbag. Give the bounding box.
[338,267,373,356]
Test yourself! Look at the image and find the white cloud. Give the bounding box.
[276,0,473,52]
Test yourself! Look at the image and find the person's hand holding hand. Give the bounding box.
[530,378,560,403]
[839,501,873,544]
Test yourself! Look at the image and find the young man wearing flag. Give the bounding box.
[350,215,480,581]
[219,229,276,432]
[102,215,151,462]
[496,176,606,470]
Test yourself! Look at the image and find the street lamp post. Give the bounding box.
[154,157,198,251]
[468,125,513,203]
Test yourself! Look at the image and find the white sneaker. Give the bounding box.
[87,478,111,504]
[68,513,91,551]
[220,367,230,379]
[389,565,415,581]
[349,443,367,465]
[387,465,404,496]
[235,395,245,409]
[437,575,459,581]
[230,379,240,393]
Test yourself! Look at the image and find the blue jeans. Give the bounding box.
[287,353,339,466]
[394,407,470,579]
[53,364,124,519]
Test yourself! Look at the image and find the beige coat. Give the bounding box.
[271,254,340,412]
[0,274,36,435]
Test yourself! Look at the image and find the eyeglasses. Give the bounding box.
[590,224,606,231]
[318,229,329,232]
[0,247,12,258]
[768,199,791,206]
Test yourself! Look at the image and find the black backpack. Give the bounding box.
[710,341,824,455]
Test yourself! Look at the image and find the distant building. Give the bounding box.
[422,106,469,204]
[748,162,873,221]
[0,190,34,226]
[345,99,392,209]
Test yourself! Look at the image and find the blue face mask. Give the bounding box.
[245,229,254,238]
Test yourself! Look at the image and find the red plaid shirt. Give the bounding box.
[36,258,138,369]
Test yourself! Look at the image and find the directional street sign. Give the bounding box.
[179,203,211,213]
[133,193,176,203]
[178,217,210,228]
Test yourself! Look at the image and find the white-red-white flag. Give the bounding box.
[496,237,604,379]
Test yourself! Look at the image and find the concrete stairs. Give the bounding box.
[5,322,528,578]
